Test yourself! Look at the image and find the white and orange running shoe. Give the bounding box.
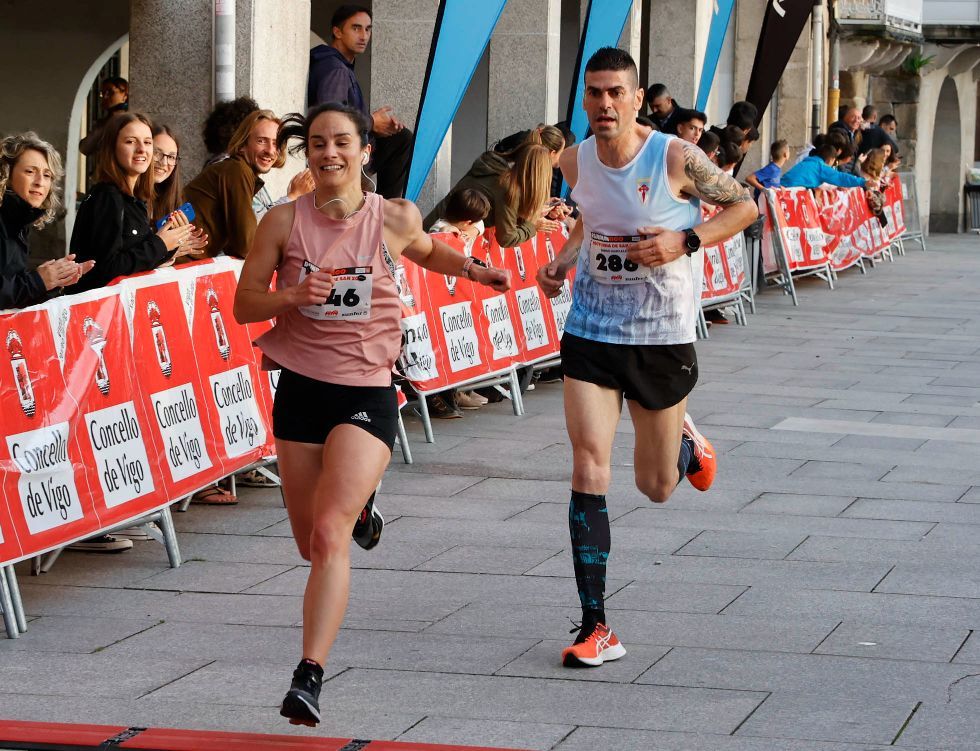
[562,622,627,667]
[683,413,717,491]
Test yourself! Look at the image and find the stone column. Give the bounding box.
[129,0,214,177]
[646,0,699,105]
[130,0,310,192]
[487,0,562,144]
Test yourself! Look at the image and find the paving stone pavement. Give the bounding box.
[3,235,980,750]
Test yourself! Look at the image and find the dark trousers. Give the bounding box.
[370,128,413,199]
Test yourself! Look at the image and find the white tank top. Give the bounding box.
[565,131,702,345]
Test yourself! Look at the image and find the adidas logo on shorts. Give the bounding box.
[351,411,371,423]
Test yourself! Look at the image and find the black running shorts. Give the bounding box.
[560,332,697,411]
[272,368,398,450]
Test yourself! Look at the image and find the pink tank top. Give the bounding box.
[256,192,401,387]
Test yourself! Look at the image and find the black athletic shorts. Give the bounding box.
[560,332,698,410]
[272,368,398,450]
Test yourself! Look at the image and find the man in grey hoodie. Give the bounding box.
[308,4,412,198]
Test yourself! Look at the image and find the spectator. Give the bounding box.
[837,141,856,171]
[862,104,878,128]
[151,125,211,261]
[68,113,197,295]
[674,108,707,145]
[424,131,560,247]
[781,143,867,190]
[879,114,898,139]
[726,100,758,130]
[202,95,260,167]
[697,130,720,164]
[425,188,492,416]
[746,139,789,197]
[1,132,92,309]
[308,4,412,198]
[493,122,575,198]
[184,109,285,259]
[859,147,888,224]
[716,140,742,175]
[79,76,129,158]
[829,106,862,145]
[857,119,898,157]
[646,83,682,135]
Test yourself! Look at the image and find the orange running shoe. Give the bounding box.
[683,413,717,491]
[562,622,627,667]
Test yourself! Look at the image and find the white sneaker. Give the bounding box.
[67,535,133,553]
[114,522,161,541]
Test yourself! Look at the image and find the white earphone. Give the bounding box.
[362,153,369,165]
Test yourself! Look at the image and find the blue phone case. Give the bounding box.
[156,202,196,229]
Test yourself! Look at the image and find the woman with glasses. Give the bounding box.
[151,124,209,260]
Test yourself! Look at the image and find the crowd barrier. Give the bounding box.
[759,177,908,304]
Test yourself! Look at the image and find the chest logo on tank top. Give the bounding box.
[636,179,651,205]
[298,259,373,320]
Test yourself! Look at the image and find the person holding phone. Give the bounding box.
[234,102,510,727]
[68,113,198,295]
[151,124,209,262]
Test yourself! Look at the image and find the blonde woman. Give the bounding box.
[0,132,93,308]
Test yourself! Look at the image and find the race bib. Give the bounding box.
[588,233,650,284]
[298,261,373,320]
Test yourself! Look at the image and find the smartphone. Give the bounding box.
[156,202,196,229]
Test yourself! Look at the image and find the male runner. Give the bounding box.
[537,48,757,667]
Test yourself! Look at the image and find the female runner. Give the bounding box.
[234,102,510,726]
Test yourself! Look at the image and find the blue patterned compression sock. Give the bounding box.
[568,490,610,623]
[677,434,695,484]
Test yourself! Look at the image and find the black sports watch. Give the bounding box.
[682,228,702,256]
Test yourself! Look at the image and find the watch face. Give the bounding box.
[686,230,701,250]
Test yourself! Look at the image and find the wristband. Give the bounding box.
[461,256,487,280]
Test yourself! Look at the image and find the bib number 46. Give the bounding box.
[326,288,361,308]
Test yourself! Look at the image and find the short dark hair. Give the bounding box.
[770,140,789,161]
[879,114,897,127]
[332,4,371,35]
[826,130,848,151]
[102,76,128,95]
[202,96,259,155]
[646,83,669,101]
[585,47,638,87]
[862,104,878,120]
[837,141,855,160]
[815,143,838,163]
[745,127,760,143]
[676,108,707,126]
[443,188,491,225]
[727,101,757,129]
[697,130,720,155]
[718,141,742,169]
[719,124,745,146]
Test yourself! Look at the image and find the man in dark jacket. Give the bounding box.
[308,4,412,199]
[645,83,683,135]
[829,107,863,146]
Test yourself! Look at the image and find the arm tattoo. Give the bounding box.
[682,144,753,207]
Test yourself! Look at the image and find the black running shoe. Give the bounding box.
[352,492,384,550]
[280,660,322,726]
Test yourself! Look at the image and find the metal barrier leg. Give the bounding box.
[857,258,868,275]
[509,370,526,417]
[39,547,64,574]
[177,494,192,513]
[417,395,435,443]
[697,307,709,339]
[396,413,413,464]
[5,565,26,633]
[0,566,19,638]
[157,505,182,569]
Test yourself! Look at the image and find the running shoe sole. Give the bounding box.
[561,641,627,668]
[280,690,320,727]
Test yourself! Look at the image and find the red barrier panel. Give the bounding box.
[700,204,745,303]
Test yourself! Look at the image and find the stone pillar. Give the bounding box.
[129,0,214,177]
[369,0,442,208]
[488,0,562,144]
[646,0,698,105]
[130,0,310,194]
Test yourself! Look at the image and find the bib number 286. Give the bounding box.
[594,253,639,273]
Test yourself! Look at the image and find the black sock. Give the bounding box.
[677,434,695,484]
[569,490,609,623]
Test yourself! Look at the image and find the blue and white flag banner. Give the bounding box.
[695,0,736,112]
[565,0,636,148]
[405,0,508,202]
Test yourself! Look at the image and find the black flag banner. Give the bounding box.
[745,0,816,126]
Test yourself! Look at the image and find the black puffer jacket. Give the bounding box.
[68,182,172,294]
[0,190,47,310]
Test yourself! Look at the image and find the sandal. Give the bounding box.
[191,484,238,505]
[235,468,280,488]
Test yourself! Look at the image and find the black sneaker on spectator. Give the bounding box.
[427,394,463,419]
[235,467,279,487]
[66,535,133,553]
